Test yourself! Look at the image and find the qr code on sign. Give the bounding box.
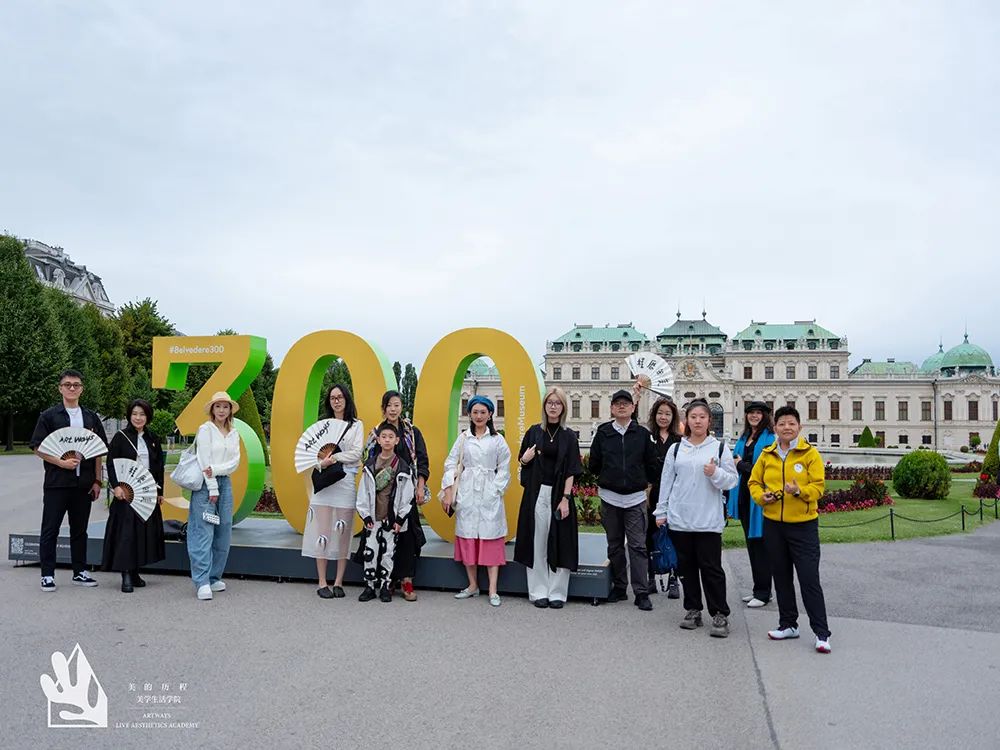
[10,537,24,555]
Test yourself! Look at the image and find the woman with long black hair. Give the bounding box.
[361,390,430,602]
[727,401,776,608]
[302,383,363,599]
[646,396,682,598]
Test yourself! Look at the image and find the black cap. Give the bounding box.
[744,400,771,414]
[611,389,634,404]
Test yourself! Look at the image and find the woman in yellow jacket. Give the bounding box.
[749,405,831,654]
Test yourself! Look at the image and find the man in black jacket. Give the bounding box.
[589,389,659,610]
[29,369,108,592]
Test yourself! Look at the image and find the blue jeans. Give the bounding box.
[188,476,233,588]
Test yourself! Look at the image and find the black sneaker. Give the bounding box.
[679,609,703,629]
[317,586,335,599]
[358,586,377,602]
[548,600,564,609]
[379,586,392,603]
[533,598,550,609]
[72,572,98,587]
[331,585,345,598]
[606,588,628,603]
[667,575,680,599]
[40,576,56,592]
[635,594,653,612]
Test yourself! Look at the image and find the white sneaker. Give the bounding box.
[454,588,479,599]
[746,598,768,608]
[815,637,832,654]
[210,581,226,592]
[768,626,800,640]
[197,584,213,600]
[741,594,753,604]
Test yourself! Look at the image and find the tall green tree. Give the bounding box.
[43,287,98,406]
[84,304,131,418]
[401,363,418,419]
[115,298,174,408]
[857,426,877,448]
[253,353,277,422]
[984,420,1000,480]
[392,361,402,387]
[0,235,69,450]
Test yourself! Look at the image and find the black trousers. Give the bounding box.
[601,500,649,596]
[739,494,773,602]
[671,530,729,616]
[763,517,830,639]
[40,486,94,577]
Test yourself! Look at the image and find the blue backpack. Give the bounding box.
[650,525,677,574]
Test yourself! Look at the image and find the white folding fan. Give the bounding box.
[625,353,675,397]
[37,427,108,461]
[112,458,159,522]
[295,418,352,474]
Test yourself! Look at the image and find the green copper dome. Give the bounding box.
[940,335,993,371]
[920,344,946,373]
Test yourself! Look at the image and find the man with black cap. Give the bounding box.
[589,389,660,610]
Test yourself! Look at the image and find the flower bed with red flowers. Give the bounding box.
[973,479,1000,499]
[824,465,893,481]
[817,478,893,514]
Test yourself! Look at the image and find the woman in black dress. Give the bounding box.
[646,396,682,597]
[101,399,166,592]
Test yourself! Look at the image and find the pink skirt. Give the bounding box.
[454,536,507,566]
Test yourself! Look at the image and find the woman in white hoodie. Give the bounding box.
[189,392,242,601]
[655,399,738,637]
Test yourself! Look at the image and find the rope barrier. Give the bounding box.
[892,510,964,523]
[818,513,893,529]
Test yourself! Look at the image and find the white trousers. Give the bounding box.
[526,485,570,603]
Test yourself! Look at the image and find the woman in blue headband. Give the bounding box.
[441,394,511,607]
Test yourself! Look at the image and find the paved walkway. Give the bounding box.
[2,455,999,749]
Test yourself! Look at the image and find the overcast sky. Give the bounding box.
[2,1,997,372]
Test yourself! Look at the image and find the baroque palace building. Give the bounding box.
[23,238,115,315]
[462,314,998,452]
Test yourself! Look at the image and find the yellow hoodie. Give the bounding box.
[748,437,825,523]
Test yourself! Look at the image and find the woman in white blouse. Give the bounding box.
[190,391,242,601]
[301,384,363,599]
[441,395,511,607]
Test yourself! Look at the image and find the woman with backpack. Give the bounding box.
[727,401,776,608]
[654,399,738,637]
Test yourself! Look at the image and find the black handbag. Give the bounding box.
[163,520,187,541]
[310,423,352,493]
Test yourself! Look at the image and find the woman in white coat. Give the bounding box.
[441,395,511,607]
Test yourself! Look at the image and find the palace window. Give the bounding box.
[786,365,795,379]
[944,401,953,421]
[875,401,885,421]
[764,342,774,350]
[765,400,775,412]
[572,366,580,381]
[994,401,998,421]
[552,366,562,380]
[744,366,753,380]
[898,402,908,421]
[830,433,841,444]
[808,401,818,420]
[852,433,861,444]
[968,400,979,421]
[808,365,817,380]
[921,401,931,421]
[786,400,796,410]
[591,400,600,419]
[461,398,468,416]
[898,434,908,445]
[591,366,600,380]
[808,433,818,443]
[922,435,932,445]
[830,401,840,420]
[830,365,840,379]
[765,366,774,380]
[572,343,582,352]
[571,400,580,419]
[610,366,620,380]
[875,431,885,447]
[497,399,505,417]
[852,401,863,421]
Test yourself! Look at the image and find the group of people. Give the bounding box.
[30,370,831,652]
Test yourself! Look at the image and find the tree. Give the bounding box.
[253,353,277,423]
[237,387,270,466]
[0,235,69,450]
[43,287,98,406]
[83,303,131,418]
[401,363,418,418]
[150,409,176,438]
[984,421,1000,481]
[857,426,877,448]
[115,298,174,408]
[392,361,402,387]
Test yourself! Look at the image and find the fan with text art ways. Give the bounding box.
[37,427,108,462]
[112,459,159,522]
[626,353,674,398]
[294,418,351,473]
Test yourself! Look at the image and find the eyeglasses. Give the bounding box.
[331,395,346,402]
[60,383,83,390]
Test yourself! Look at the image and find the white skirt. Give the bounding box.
[310,470,357,509]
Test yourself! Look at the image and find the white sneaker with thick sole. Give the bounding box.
[741,594,754,604]
[746,598,768,608]
[454,588,479,599]
[768,626,800,640]
[197,585,213,600]
[210,581,226,592]
[815,638,832,654]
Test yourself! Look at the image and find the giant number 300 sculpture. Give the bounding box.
[152,328,544,541]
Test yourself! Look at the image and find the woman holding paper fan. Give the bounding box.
[301,384,363,599]
[101,399,166,593]
[189,392,242,601]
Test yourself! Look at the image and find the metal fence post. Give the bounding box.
[961,507,966,531]
[889,508,895,540]
[980,499,985,523]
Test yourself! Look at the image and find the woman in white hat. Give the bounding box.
[189,391,242,601]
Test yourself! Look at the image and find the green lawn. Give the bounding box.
[1,443,36,456]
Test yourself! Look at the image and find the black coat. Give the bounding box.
[589,420,659,494]
[648,431,682,510]
[513,424,583,572]
[29,404,108,488]
[101,428,166,571]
